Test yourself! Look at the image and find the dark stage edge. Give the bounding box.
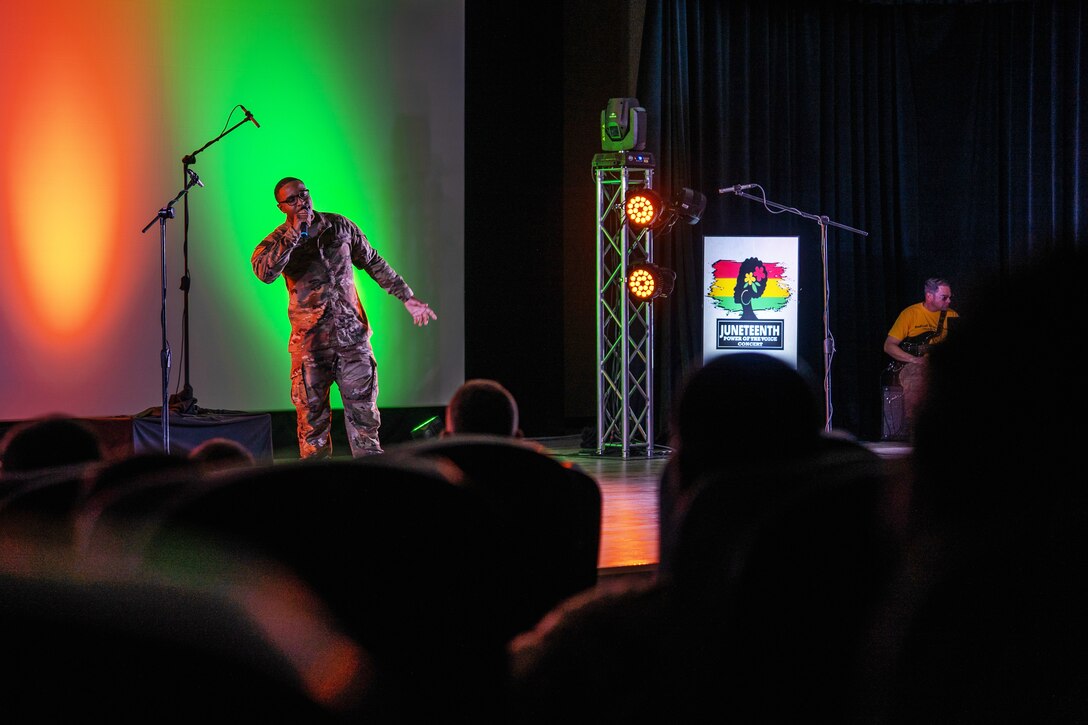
[1,411,910,464]
[214,415,913,462]
[0,407,447,464]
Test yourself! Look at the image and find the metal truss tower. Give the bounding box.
[593,153,662,457]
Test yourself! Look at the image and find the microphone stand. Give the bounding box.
[176,112,253,411]
[141,173,203,453]
[722,186,868,432]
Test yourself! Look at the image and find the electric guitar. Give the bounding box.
[886,307,950,377]
[899,332,937,357]
[886,332,937,375]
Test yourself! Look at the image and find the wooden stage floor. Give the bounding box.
[540,436,667,575]
[539,435,913,576]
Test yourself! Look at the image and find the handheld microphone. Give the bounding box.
[240,104,261,129]
[718,183,757,194]
[299,222,309,238]
[186,168,204,188]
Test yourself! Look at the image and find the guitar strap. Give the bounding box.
[935,309,947,340]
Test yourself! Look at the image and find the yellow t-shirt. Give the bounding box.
[887,303,959,345]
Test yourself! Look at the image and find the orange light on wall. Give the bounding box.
[9,65,118,336]
[1,3,153,347]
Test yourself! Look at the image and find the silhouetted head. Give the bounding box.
[85,452,200,500]
[189,437,257,474]
[671,353,822,485]
[444,379,521,437]
[0,415,103,475]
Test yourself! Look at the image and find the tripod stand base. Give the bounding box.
[168,384,199,415]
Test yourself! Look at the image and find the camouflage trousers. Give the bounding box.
[290,346,382,459]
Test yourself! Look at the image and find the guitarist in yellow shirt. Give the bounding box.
[884,277,958,366]
[882,277,959,437]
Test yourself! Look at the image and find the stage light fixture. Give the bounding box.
[624,188,664,230]
[623,187,706,234]
[627,261,676,302]
[672,186,707,225]
[601,97,647,152]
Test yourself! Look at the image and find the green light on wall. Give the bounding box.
[0,0,462,420]
[152,0,452,411]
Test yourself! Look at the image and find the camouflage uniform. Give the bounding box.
[253,211,414,458]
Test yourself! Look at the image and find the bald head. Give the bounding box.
[444,379,520,437]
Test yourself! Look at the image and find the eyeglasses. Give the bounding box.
[277,188,310,206]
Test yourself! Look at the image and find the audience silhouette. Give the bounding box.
[188,436,258,473]
[855,244,1088,723]
[0,414,103,475]
[1,527,371,722]
[657,352,826,570]
[443,378,523,437]
[0,415,110,546]
[509,352,899,722]
[396,378,603,641]
[141,454,513,722]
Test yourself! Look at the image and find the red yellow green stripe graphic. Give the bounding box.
[708,259,792,313]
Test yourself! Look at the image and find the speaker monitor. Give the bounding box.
[881,385,907,441]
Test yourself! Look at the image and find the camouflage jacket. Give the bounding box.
[252,211,414,352]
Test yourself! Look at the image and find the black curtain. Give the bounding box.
[638,0,1086,440]
[465,2,566,437]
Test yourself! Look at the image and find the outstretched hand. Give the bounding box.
[405,297,437,327]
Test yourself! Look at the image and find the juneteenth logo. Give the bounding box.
[707,256,793,318]
[708,256,792,349]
